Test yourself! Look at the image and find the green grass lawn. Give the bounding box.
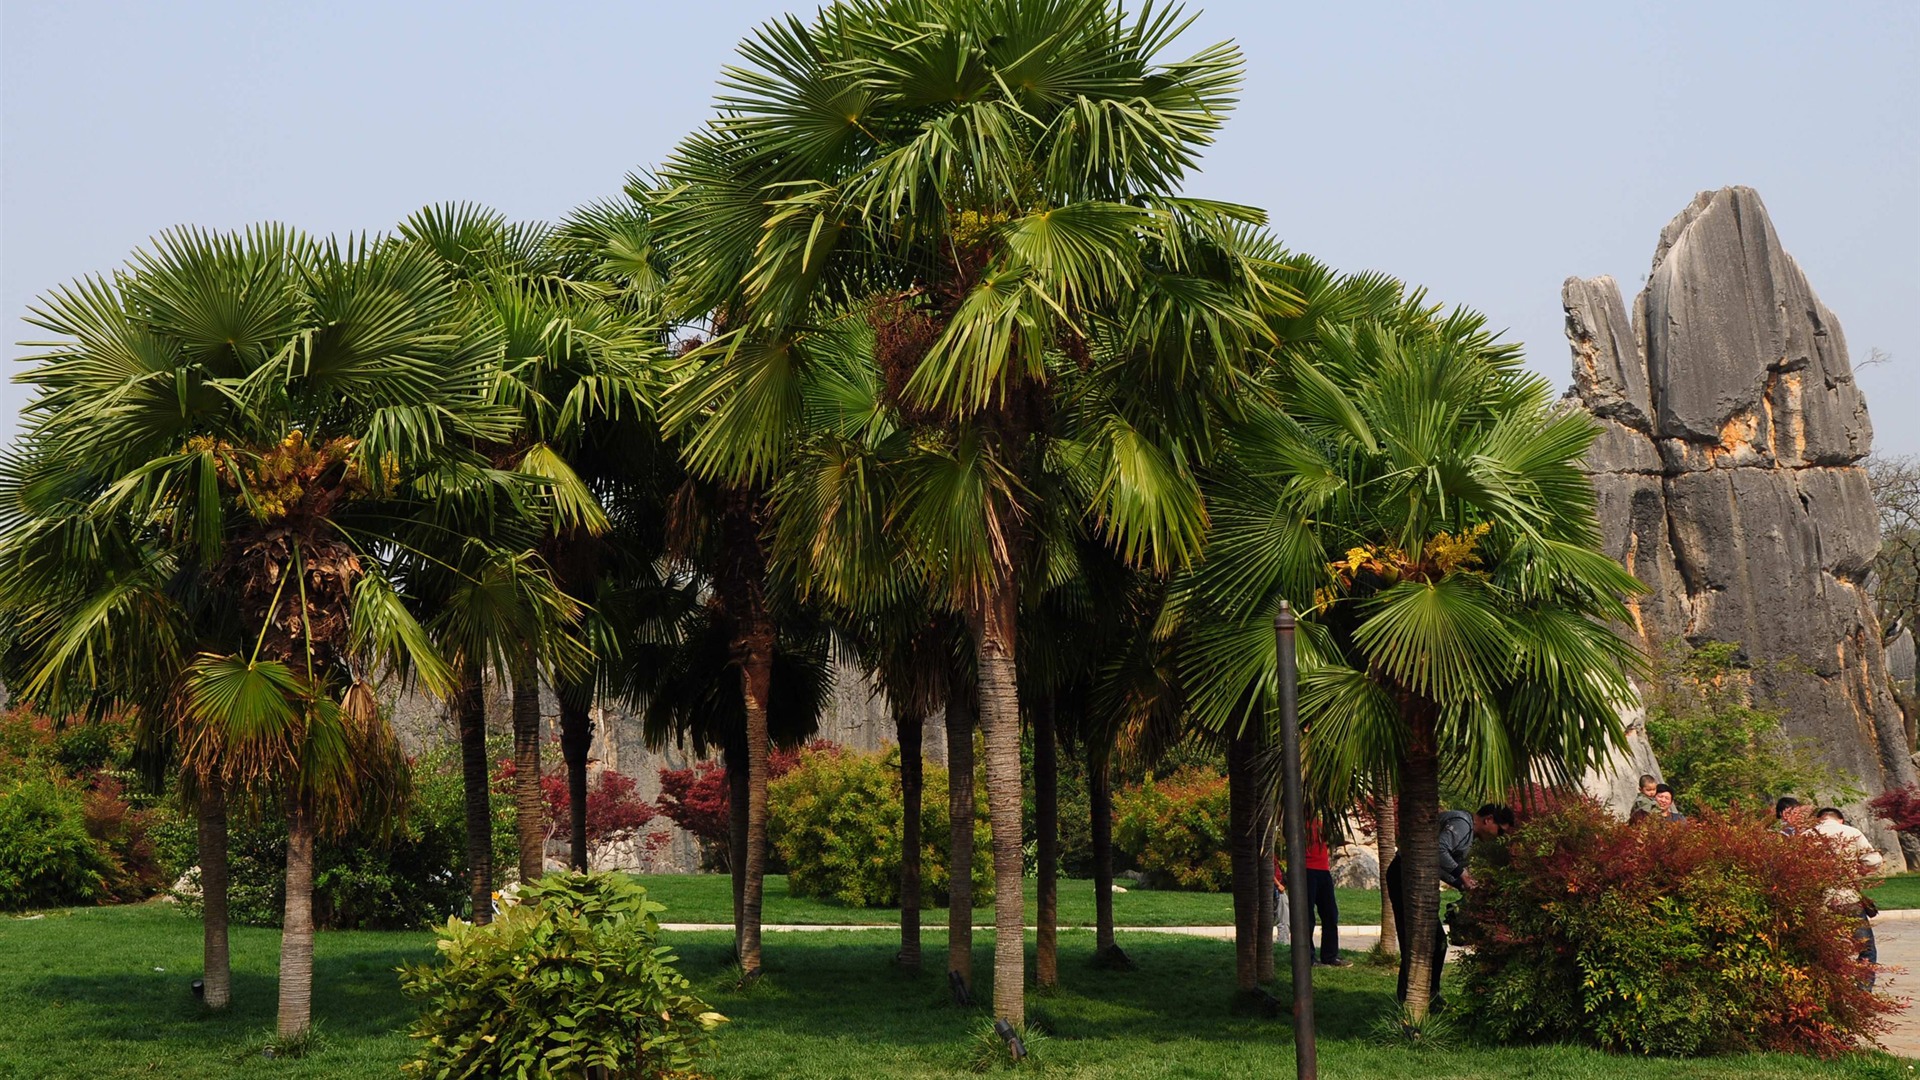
[1870,873,1920,910]
[1,903,1908,1079]
[635,872,1382,928]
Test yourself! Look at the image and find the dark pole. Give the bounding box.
[1275,601,1316,1078]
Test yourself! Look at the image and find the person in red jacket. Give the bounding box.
[1275,820,1350,966]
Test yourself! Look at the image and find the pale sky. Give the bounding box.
[4,1,1916,449]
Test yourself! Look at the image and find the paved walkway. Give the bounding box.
[666,915,1920,1056]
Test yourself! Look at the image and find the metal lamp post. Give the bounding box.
[1275,600,1316,1079]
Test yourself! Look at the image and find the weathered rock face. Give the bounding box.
[1567,186,1916,859]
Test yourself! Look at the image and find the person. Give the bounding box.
[1774,796,1804,835]
[1297,819,1349,967]
[1384,803,1514,1005]
[1271,852,1290,946]
[1653,783,1685,822]
[1631,774,1661,820]
[1812,807,1883,987]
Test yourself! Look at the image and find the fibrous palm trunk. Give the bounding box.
[1399,696,1443,1020]
[734,614,774,977]
[511,655,546,884]
[1377,788,1398,956]
[719,490,774,977]
[898,706,924,969]
[1255,804,1276,984]
[1227,729,1260,994]
[456,660,493,925]
[946,678,976,991]
[559,685,593,871]
[1035,697,1059,990]
[974,581,1026,1024]
[197,779,231,1009]
[276,801,317,1040]
[726,739,748,954]
[1088,745,1126,966]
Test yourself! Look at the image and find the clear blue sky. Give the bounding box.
[4,1,1916,448]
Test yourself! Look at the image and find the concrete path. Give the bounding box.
[1873,916,1920,1058]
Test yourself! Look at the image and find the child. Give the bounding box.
[1631,774,1660,819]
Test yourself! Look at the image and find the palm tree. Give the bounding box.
[0,478,241,1003]
[647,0,1252,1021]
[1183,305,1644,1023]
[397,203,660,885]
[6,224,513,1037]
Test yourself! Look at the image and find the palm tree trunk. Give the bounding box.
[735,614,774,977]
[973,580,1026,1024]
[1035,696,1059,990]
[946,676,976,991]
[1227,729,1260,994]
[511,654,546,884]
[456,660,493,925]
[1088,743,1126,965]
[1377,789,1398,956]
[197,779,231,1010]
[276,801,316,1040]
[726,739,748,954]
[1256,802,1276,984]
[898,706,924,969]
[1399,696,1443,1021]
[559,684,593,871]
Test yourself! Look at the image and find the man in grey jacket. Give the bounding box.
[1384,803,1514,1005]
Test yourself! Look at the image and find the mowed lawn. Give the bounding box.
[1,903,1911,1079]
[634,873,1382,927]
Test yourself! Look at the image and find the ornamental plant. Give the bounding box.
[400,871,723,1080]
[655,743,825,870]
[768,744,991,908]
[1112,768,1232,892]
[1459,799,1895,1056]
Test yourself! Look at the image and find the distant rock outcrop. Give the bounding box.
[1566,186,1916,860]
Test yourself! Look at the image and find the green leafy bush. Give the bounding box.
[1645,642,1859,812]
[0,774,116,910]
[400,871,723,1079]
[1460,799,1895,1056]
[1112,767,1230,891]
[166,743,515,929]
[769,744,991,907]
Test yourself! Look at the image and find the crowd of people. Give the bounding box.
[1275,779,1888,1003]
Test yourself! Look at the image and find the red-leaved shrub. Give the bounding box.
[1460,798,1895,1056]
[494,753,667,857]
[654,743,828,869]
[1869,784,1920,835]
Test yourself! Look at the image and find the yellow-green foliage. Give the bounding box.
[400,872,722,1079]
[1112,767,1231,892]
[769,744,992,908]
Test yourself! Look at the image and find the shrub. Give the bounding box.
[657,742,828,870]
[80,773,168,901]
[401,871,723,1079]
[1112,767,1231,891]
[0,774,116,910]
[1459,799,1895,1056]
[495,748,668,857]
[769,743,991,907]
[171,743,516,929]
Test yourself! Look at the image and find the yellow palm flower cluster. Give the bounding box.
[1320,521,1494,605]
[183,430,382,522]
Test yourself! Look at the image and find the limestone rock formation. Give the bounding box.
[1566,186,1916,859]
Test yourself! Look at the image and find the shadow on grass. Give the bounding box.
[666,927,1404,1058]
[18,925,423,1046]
